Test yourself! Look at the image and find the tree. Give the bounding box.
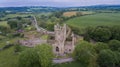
[14,43,22,53]
[35,44,54,67]
[19,48,40,67]
[111,26,120,41]
[7,19,18,29]
[94,42,109,53]
[19,44,53,67]
[84,26,94,41]
[97,49,117,67]
[73,41,97,67]
[108,40,120,51]
[115,51,120,67]
[0,26,11,35]
[91,26,111,42]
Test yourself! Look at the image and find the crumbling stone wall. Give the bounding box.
[53,24,76,56]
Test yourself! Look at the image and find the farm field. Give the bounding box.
[63,11,94,17]
[1,14,32,20]
[65,12,120,29]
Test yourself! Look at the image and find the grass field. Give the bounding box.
[0,47,19,67]
[65,13,120,29]
[0,21,9,27]
[0,44,28,67]
[0,13,32,20]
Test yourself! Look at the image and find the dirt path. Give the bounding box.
[53,58,74,64]
[32,16,54,35]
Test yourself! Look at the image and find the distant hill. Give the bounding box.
[0,5,120,13]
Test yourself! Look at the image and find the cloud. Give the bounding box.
[0,0,120,7]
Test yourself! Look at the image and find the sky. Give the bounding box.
[0,0,120,7]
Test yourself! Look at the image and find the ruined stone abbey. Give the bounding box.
[53,24,76,55]
[19,17,81,56]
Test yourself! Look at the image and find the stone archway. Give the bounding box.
[56,47,59,52]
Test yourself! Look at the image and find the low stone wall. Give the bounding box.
[19,38,47,47]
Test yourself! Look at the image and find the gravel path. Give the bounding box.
[53,58,74,64]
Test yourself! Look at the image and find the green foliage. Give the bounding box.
[35,44,54,67]
[14,43,22,53]
[69,25,82,35]
[73,41,97,67]
[108,40,120,51]
[97,49,117,67]
[66,13,120,29]
[0,47,19,67]
[0,21,9,27]
[0,25,11,35]
[114,51,120,67]
[111,26,120,41]
[19,48,40,67]
[19,44,53,67]
[94,42,109,53]
[46,22,55,31]
[7,17,31,30]
[7,19,19,29]
[84,26,120,42]
[84,26,94,41]
[91,26,111,42]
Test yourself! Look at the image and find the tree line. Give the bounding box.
[84,26,120,42]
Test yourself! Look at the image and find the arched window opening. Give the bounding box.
[56,47,59,52]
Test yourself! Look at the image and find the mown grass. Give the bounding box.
[65,13,120,29]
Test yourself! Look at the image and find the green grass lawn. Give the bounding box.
[0,47,19,67]
[65,13,120,29]
[0,44,28,67]
[0,21,9,27]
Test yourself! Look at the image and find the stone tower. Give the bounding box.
[53,24,72,56]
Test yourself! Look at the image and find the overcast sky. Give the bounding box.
[0,0,120,7]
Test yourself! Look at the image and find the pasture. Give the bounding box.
[0,21,9,27]
[65,12,120,29]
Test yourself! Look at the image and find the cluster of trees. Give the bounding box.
[36,12,64,31]
[7,17,31,30]
[0,25,11,36]
[84,26,120,42]
[19,44,53,67]
[74,40,120,67]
